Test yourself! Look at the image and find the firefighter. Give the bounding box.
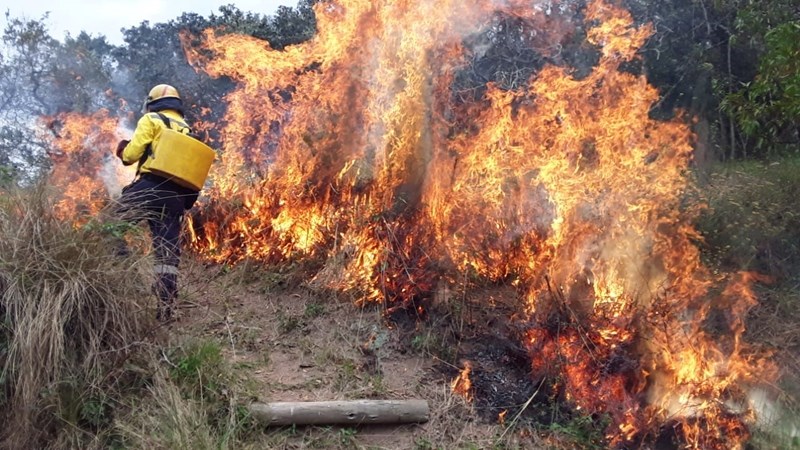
[114,84,200,323]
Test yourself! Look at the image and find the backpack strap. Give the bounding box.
[154,112,171,128]
[152,112,191,133]
[136,113,191,174]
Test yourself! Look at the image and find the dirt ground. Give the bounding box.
[165,259,553,449]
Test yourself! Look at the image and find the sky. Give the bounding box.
[0,0,299,44]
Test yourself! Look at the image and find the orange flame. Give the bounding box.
[451,361,474,402]
[43,109,133,222]
[178,0,777,446]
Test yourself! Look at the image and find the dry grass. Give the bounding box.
[0,186,258,449]
[697,157,800,277]
[115,358,254,450]
[116,371,220,449]
[0,186,154,448]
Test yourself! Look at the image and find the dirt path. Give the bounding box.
[169,261,547,449]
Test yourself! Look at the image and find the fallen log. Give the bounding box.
[249,399,430,426]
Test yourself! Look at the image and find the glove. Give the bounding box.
[115,139,130,160]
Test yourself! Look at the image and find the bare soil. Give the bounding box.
[164,260,552,449]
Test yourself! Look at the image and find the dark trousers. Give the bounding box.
[117,174,197,318]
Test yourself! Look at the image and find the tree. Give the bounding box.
[0,12,59,180]
[0,13,124,183]
[721,2,799,156]
[50,32,117,114]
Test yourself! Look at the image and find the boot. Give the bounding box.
[154,272,178,323]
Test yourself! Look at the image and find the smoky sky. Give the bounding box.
[0,0,299,44]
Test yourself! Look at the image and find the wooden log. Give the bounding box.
[249,400,430,426]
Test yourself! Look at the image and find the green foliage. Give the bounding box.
[82,218,139,239]
[79,393,112,430]
[414,437,436,450]
[277,310,302,334]
[337,427,358,446]
[168,340,226,397]
[0,165,13,187]
[623,0,798,158]
[304,300,325,318]
[53,379,114,432]
[143,339,258,449]
[548,414,607,449]
[210,1,317,50]
[723,21,800,155]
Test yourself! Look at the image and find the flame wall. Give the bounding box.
[181,1,777,447]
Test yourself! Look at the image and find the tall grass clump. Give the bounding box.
[0,186,154,448]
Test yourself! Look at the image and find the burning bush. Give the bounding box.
[178,0,780,446]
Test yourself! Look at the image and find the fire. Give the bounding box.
[181,0,777,446]
[41,0,778,447]
[451,361,473,402]
[43,109,134,222]
[180,0,778,445]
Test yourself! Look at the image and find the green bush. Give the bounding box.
[723,21,800,156]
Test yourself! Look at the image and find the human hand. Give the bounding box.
[115,139,130,159]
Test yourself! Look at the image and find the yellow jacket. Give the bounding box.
[121,110,191,174]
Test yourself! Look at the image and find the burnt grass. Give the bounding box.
[385,287,590,431]
[382,287,710,450]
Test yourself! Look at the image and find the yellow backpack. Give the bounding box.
[144,113,216,191]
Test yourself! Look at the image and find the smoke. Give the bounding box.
[101,123,137,199]
[98,157,136,200]
[748,388,800,439]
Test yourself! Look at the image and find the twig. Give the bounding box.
[496,377,546,443]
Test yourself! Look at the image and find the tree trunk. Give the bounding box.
[249,400,430,426]
[728,34,737,160]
